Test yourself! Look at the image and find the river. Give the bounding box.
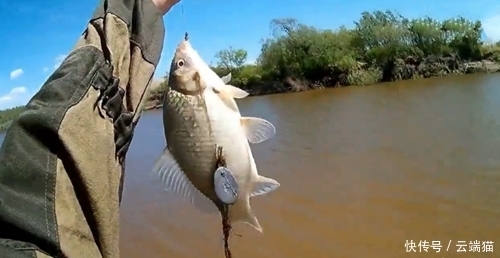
[2,74,500,257]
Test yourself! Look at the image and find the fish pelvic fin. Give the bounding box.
[153,147,218,214]
[250,175,280,197]
[228,195,263,233]
[241,117,276,144]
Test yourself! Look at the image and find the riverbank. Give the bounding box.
[3,10,500,131]
[143,59,500,111]
[0,60,497,133]
[145,11,500,110]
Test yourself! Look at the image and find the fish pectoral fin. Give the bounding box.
[250,175,280,197]
[229,197,263,233]
[152,148,218,214]
[211,87,242,113]
[212,83,249,99]
[216,93,240,112]
[241,117,277,144]
[221,73,232,84]
[224,84,249,99]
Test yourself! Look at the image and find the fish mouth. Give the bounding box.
[172,71,205,96]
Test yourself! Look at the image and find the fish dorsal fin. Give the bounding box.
[228,196,263,233]
[153,148,218,214]
[250,175,280,197]
[241,117,276,144]
[221,73,232,84]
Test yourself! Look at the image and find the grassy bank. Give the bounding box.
[145,10,500,109]
[1,10,500,132]
[0,106,24,133]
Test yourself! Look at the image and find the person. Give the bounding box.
[0,0,180,257]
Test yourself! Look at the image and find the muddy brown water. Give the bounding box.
[2,74,500,257]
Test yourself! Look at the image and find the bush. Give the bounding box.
[137,11,499,115]
[208,11,493,94]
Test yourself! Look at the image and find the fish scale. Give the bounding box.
[163,88,220,202]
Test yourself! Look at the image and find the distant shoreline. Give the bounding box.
[2,11,500,133]
[143,61,500,111]
[0,63,497,134]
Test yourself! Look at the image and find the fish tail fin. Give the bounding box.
[228,195,262,233]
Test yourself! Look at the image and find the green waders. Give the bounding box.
[0,0,165,257]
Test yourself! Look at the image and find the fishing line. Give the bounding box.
[215,146,242,258]
[181,2,188,40]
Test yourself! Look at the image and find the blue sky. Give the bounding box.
[0,0,499,110]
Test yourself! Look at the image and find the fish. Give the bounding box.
[153,38,280,233]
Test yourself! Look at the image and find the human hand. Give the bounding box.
[152,0,181,15]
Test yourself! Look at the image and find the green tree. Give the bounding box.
[0,106,25,132]
[6,10,496,123]
[215,47,248,70]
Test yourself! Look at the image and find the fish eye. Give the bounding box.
[177,59,185,67]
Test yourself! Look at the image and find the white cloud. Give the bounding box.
[53,54,67,70]
[40,54,68,77]
[9,87,27,95]
[10,69,23,80]
[0,87,29,109]
[482,14,500,43]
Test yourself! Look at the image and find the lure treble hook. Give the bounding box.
[184,32,189,41]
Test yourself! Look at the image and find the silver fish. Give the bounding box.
[153,38,280,233]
